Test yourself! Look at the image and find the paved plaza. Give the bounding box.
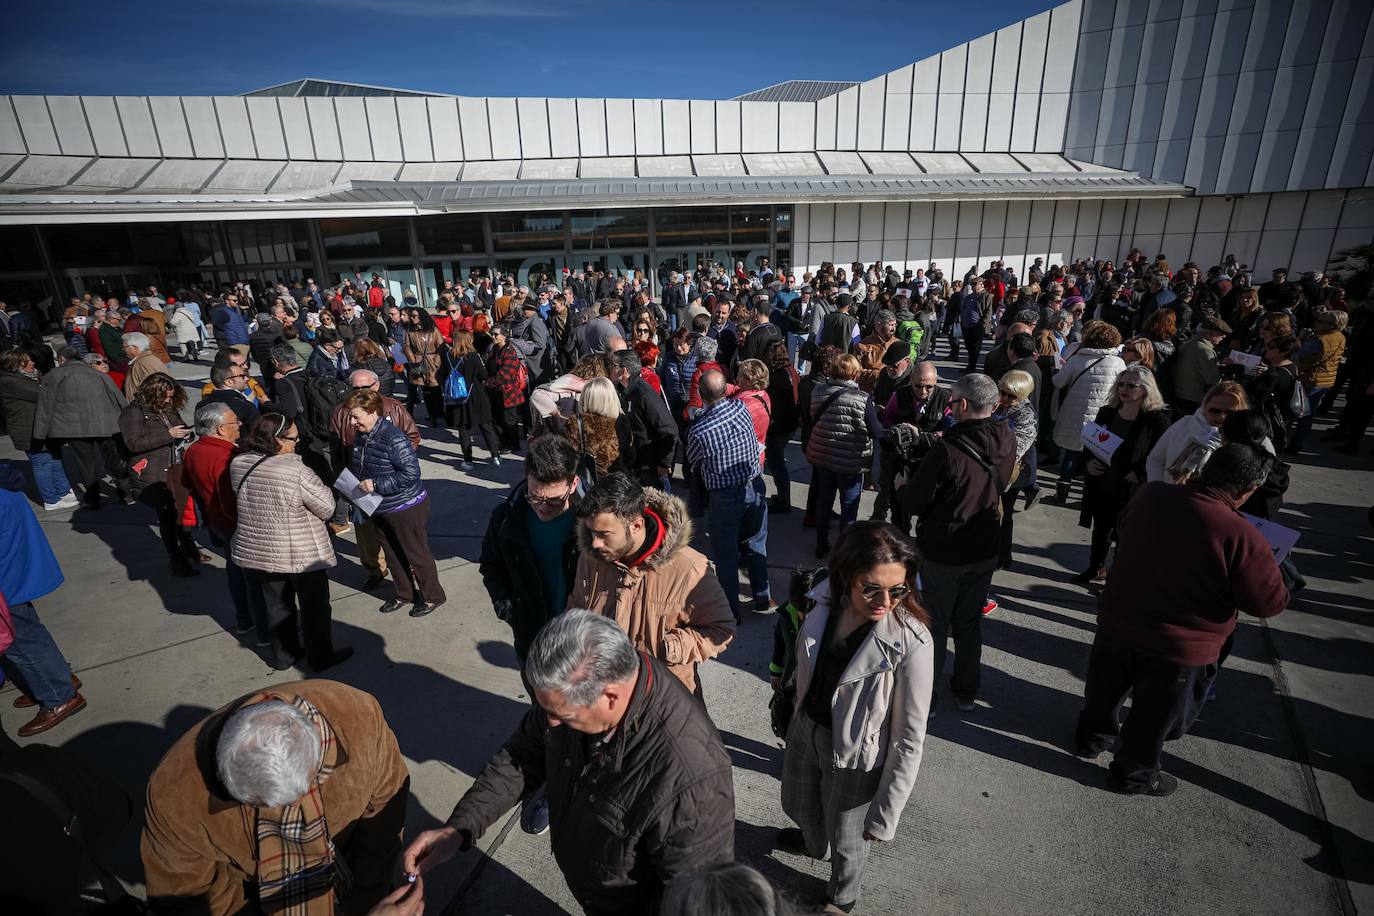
[2,351,1371,916]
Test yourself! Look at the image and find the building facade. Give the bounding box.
[1,0,1371,310]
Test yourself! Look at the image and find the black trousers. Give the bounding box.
[56,437,128,500]
[139,484,199,562]
[456,423,501,462]
[373,499,445,604]
[407,384,445,427]
[249,568,336,667]
[494,405,522,451]
[1337,385,1374,448]
[1076,632,1216,791]
[961,325,985,372]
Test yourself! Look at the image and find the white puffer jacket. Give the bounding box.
[1145,409,1221,483]
[1051,347,1126,452]
[228,452,336,574]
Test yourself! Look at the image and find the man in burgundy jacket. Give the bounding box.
[1076,444,1289,796]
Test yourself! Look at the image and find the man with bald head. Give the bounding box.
[329,369,422,591]
[686,368,771,621]
[877,360,951,532]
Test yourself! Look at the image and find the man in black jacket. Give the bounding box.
[661,272,688,331]
[899,373,1014,712]
[404,610,734,916]
[479,435,583,663]
[615,349,678,491]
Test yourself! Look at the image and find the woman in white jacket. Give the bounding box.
[1051,321,1126,501]
[1145,381,1249,483]
[777,521,933,913]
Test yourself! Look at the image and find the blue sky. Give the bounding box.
[3,0,1061,98]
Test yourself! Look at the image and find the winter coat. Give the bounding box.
[124,351,168,400]
[764,363,800,441]
[998,397,1037,465]
[1299,330,1346,389]
[791,579,933,842]
[118,403,185,490]
[444,350,495,428]
[167,307,199,348]
[1051,347,1126,451]
[329,397,419,476]
[445,652,734,916]
[478,481,581,660]
[355,356,396,397]
[228,451,336,574]
[1079,406,1171,527]
[486,342,528,409]
[403,328,446,387]
[349,416,423,514]
[141,680,409,916]
[622,374,678,471]
[901,417,1016,565]
[138,309,172,364]
[1172,337,1220,404]
[32,361,126,440]
[659,350,697,411]
[210,304,249,348]
[306,345,349,381]
[0,369,41,451]
[804,380,874,475]
[1145,409,1221,483]
[568,487,736,695]
[853,333,898,392]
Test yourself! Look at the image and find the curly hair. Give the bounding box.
[132,372,187,413]
[810,344,843,379]
[1140,309,1177,342]
[563,412,622,477]
[1081,320,1122,349]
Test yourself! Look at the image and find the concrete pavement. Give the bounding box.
[1,350,1370,915]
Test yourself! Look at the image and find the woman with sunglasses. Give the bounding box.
[777,521,933,914]
[1074,366,1171,585]
[229,412,351,672]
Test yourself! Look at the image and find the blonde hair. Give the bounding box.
[1107,365,1165,411]
[999,369,1035,402]
[579,377,621,419]
[1203,380,1250,411]
[832,354,862,382]
[735,358,770,391]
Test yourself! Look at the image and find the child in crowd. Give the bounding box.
[769,566,826,738]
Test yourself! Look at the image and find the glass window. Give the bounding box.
[775,247,791,273]
[227,220,312,265]
[43,225,136,267]
[0,227,42,273]
[182,226,226,267]
[654,207,728,248]
[571,209,648,250]
[127,225,186,265]
[730,206,772,247]
[416,213,485,256]
[490,213,564,253]
[0,277,55,312]
[775,206,792,244]
[494,255,568,290]
[319,217,411,260]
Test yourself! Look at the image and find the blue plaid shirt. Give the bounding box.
[687,397,761,490]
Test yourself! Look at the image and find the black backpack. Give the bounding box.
[302,375,350,444]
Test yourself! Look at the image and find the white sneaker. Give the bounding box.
[459,461,474,471]
[45,494,80,511]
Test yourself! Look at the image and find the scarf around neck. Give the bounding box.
[247,693,342,916]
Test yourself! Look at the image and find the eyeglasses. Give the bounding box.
[860,583,912,603]
[277,434,300,441]
[1117,382,1144,389]
[911,383,936,391]
[526,487,575,508]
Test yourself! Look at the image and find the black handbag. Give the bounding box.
[769,683,795,739]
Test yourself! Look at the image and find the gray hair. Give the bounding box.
[348,368,379,389]
[661,862,794,916]
[524,609,639,707]
[874,309,896,326]
[82,353,105,366]
[270,343,301,367]
[122,331,150,353]
[950,373,999,413]
[693,335,719,363]
[216,700,321,807]
[1107,364,1164,412]
[194,400,236,437]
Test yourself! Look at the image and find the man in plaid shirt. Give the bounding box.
[687,369,771,622]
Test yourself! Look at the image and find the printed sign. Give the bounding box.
[1240,513,1301,565]
[1081,421,1124,465]
[334,468,382,516]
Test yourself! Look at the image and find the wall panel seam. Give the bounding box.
[77,97,103,158]
[297,99,313,162]
[1288,191,1310,272]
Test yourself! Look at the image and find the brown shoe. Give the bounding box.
[13,674,82,709]
[17,693,87,737]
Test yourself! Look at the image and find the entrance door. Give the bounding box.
[64,266,162,301]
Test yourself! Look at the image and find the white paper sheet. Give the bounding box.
[1081,421,1124,465]
[1240,513,1301,565]
[334,468,383,516]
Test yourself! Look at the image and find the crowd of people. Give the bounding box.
[0,246,1368,915]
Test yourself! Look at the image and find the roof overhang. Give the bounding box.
[0,171,1191,224]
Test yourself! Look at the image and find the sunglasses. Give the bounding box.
[911,383,936,390]
[860,583,912,603]
[1117,382,1144,389]
[526,488,575,508]
[277,434,300,442]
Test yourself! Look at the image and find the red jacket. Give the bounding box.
[1097,481,1288,666]
[368,285,385,310]
[685,360,724,420]
[182,435,239,533]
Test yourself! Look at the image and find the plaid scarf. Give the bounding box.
[248,693,342,916]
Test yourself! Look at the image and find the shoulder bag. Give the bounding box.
[1055,354,1110,411]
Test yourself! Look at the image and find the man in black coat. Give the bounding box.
[402,611,735,916]
[661,273,688,331]
[615,349,678,491]
[201,361,262,427]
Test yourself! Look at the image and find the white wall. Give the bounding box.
[793,189,1374,278]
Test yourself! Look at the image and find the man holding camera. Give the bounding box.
[875,361,950,533]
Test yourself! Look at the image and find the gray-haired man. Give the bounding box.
[403,610,735,916]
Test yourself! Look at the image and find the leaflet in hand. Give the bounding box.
[1081,422,1124,465]
[1240,513,1300,564]
[1228,350,1263,373]
[334,468,382,516]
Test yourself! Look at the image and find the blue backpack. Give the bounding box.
[443,356,470,404]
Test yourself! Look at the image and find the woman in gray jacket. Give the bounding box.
[777,522,934,913]
[229,411,352,672]
[803,354,884,559]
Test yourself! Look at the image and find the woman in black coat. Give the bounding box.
[443,330,501,470]
[351,337,397,397]
[764,341,800,512]
[1074,365,1171,584]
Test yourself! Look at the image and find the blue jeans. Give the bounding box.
[27,449,72,505]
[1058,447,1084,481]
[211,527,271,643]
[813,467,862,551]
[2,601,77,709]
[1290,385,1330,452]
[705,476,770,618]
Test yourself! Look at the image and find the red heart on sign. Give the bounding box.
[1097,432,1110,443]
